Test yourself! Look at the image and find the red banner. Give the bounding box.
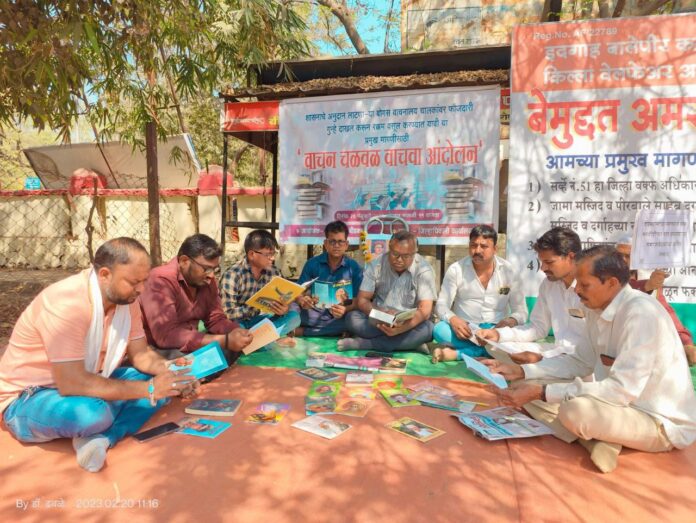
[221,101,279,132]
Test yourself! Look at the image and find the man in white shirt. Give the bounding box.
[484,246,696,473]
[477,227,591,365]
[432,225,528,361]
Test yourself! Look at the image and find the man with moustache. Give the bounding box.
[140,234,252,359]
[431,225,527,362]
[339,230,437,353]
[484,246,696,473]
[0,238,197,472]
[477,227,592,365]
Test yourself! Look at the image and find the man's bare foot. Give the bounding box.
[685,345,696,366]
[291,327,304,337]
[275,336,297,347]
[431,346,458,363]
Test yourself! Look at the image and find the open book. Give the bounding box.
[168,341,228,380]
[242,318,280,355]
[245,276,317,315]
[477,336,574,359]
[456,407,554,441]
[368,307,417,327]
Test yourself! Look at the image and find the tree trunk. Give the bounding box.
[598,0,612,17]
[613,0,627,16]
[635,0,672,15]
[145,121,162,265]
[316,0,370,54]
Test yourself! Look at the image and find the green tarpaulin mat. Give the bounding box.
[238,336,696,391]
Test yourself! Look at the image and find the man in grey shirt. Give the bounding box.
[339,230,437,353]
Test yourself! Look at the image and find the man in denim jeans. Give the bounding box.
[0,238,197,472]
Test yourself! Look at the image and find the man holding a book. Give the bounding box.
[483,246,696,473]
[293,220,363,337]
[0,238,197,473]
[140,234,253,360]
[431,224,528,362]
[219,230,301,342]
[339,230,437,353]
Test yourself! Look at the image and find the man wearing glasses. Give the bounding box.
[339,230,437,353]
[293,221,363,337]
[140,234,253,359]
[219,229,301,341]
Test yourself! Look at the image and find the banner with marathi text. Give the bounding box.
[508,13,696,305]
[279,87,500,245]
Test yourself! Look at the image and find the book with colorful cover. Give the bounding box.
[168,341,228,380]
[373,376,403,391]
[380,388,420,408]
[460,354,508,389]
[305,396,336,415]
[345,372,374,387]
[296,367,340,382]
[386,417,445,443]
[334,397,372,418]
[456,407,554,441]
[409,391,476,414]
[245,276,318,315]
[176,417,232,439]
[312,279,353,309]
[341,386,375,400]
[245,402,290,425]
[292,415,351,439]
[308,381,341,398]
[184,399,242,417]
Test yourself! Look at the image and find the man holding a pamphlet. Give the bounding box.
[483,246,696,473]
[431,224,528,362]
[339,230,437,353]
[476,227,592,365]
[0,238,197,473]
[293,220,363,337]
[220,230,301,345]
[140,234,252,360]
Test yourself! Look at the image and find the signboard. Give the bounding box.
[221,101,279,132]
[278,86,501,245]
[508,13,696,304]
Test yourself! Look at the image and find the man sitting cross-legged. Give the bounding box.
[339,230,437,354]
[431,224,528,362]
[0,238,197,473]
[482,246,696,473]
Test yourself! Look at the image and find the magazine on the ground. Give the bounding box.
[292,415,351,439]
[308,381,341,398]
[408,391,476,414]
[341,386,375,400]
[479,336,574,359]
[345,372,374,387]
[245,402,290,424]
[167,341,228,380]
[242,318,280,355]
[368,307,417,327]
[306,353,408,374]
[455,407,554,441]
[381,388,421,408]
[386,417,445,443]
[460,354,508,389]
[296,367,340,382]
[334,397,372,417]
[245,276,318,315]
[373,375,403,390]
[176,417,232,439]
[312,279,353,309]
[184,399,242,417]
[305,395,336,415]
[407,380,458,397]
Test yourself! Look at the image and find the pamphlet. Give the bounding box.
[386,417,445,443]
[176,417,232,439]
[456,407,554,441]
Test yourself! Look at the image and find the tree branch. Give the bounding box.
[612,0,627,17]
[636,0,672,16]
[315,0,370,54]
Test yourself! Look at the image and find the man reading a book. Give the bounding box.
[476,227,592,365]
[139,234,253,359]
[339,230,437,353]
[0,238,197,473]
[219,230,300,342]
[483,246,696,473]
[293,220,363,337]
[431,225,528,362]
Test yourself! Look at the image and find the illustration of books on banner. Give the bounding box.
[295,170,330,221]
[312,279,353,309]
[441,167,484,218]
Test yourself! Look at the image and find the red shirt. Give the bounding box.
[630,279,693,346]
[139,258,239,352]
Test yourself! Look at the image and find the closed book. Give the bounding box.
[184,399,242,417]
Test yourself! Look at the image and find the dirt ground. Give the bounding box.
[0,269,79,351]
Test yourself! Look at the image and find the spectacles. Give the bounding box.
[327,240,348,247]
[389,250,416,261]
[190,257,220,275]
[253,250,277,260]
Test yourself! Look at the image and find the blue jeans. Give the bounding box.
[240,310,301,338]
[298,307,347,337]
[432,321,496,359]
[3,367,167,447]
[345,310,434,352]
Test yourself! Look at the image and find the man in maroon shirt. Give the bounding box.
[615,238,695,365]
[139,234,252,359]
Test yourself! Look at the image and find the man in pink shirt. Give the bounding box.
[0,238,196,472]
[139,234,252,360]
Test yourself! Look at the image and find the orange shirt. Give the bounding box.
[0,269,144,413]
